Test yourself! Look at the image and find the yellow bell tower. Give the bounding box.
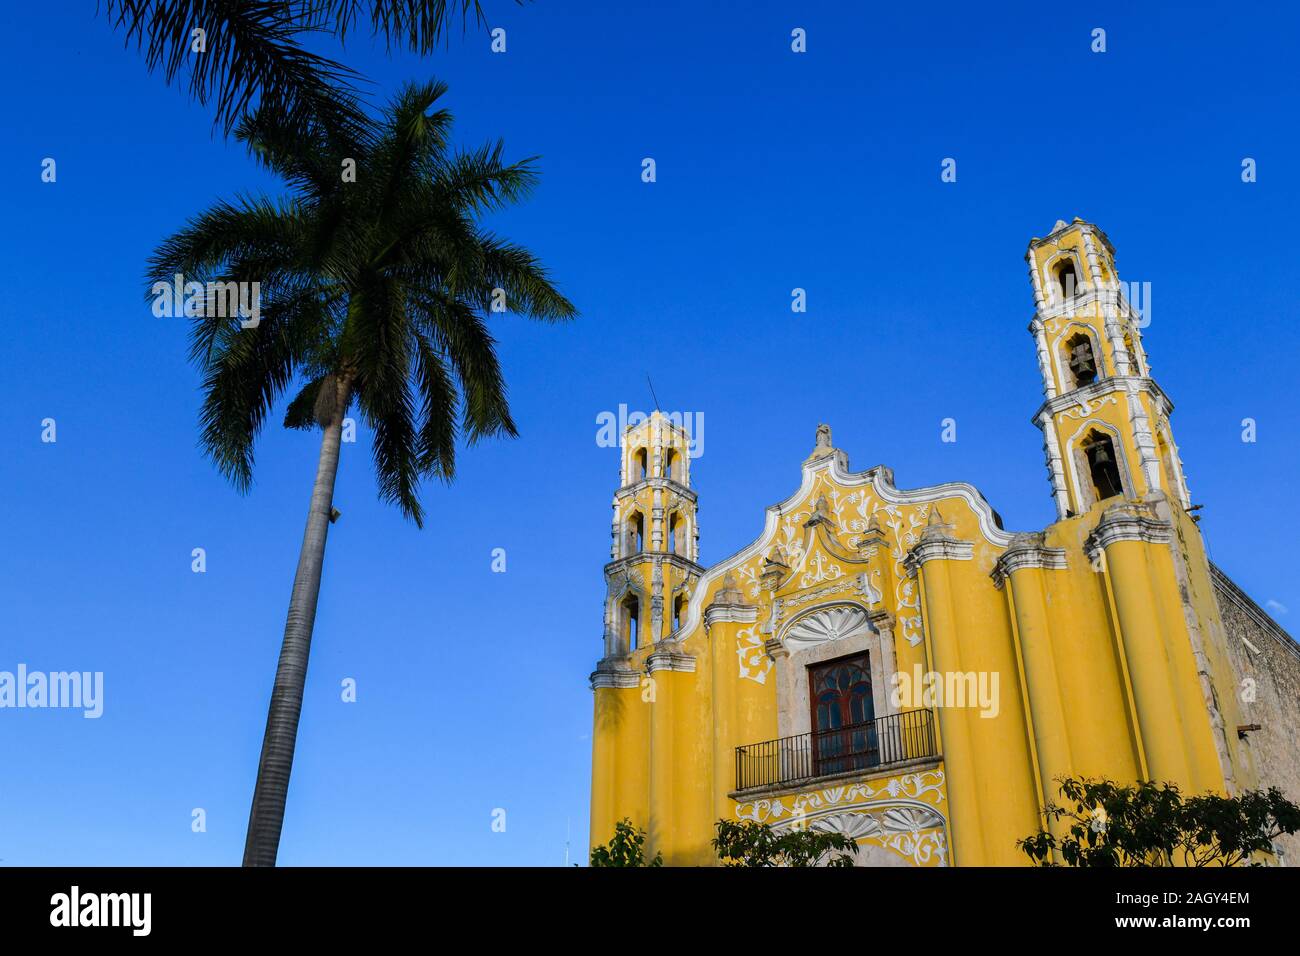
[598,411,702,660]
[590,412,705,855]
[1026,218,1191,519]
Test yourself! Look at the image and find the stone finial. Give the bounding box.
[856,511,887,551]
[921,504,955,541]
[805,493,836,529]
[713,572,745,605]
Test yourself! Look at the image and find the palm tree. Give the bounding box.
[104,1,513,135]
[148,80,576,866]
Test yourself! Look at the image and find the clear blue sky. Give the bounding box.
[1,1,1297,865]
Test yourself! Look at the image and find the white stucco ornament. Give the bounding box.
[783,605,870,652]
[736,627,771,684]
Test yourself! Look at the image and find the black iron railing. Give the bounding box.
[735,709,937,791]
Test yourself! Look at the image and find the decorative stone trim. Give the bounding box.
[732,764,945,813]
[1036,286,1105,322]
[775,573,882,626]
[854,521,890,555]
[779,603,872,651]
[804,494,836,529]
[1030,316,1058,400]
[1026,253,1048,319]
[704,571,759,631]
[645,641,696,673]
[589,658,641,690]
[1085,501,1173,557]
[1030,375,1175,427]
[760,556,789,591]
[903,512,974,577]
[613,477,698,504]
[1038,412,1071,520]
[1155,416,1192,508]
[868,609,896,632]
[603,552,704,579]
[903,537,974,577]
[1123,381,1164,492]
[991,533,1069,588]
[704,603,759,629]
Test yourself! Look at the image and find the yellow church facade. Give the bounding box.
[589,219,1295,866]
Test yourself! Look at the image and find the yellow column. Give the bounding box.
[916,558,986,866]
[1005,563,1072,838]
[646,663,674,860]
[702,577,760,836]
[1102,537,1192,788]
[709,621,738,823]
[944,554,1040,865]
[589,687,618,847]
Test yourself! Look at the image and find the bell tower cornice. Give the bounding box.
[1029,375,1175,428]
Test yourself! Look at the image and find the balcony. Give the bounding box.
[734,709,938,792]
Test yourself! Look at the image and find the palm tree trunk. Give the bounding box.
[242,383,349,866]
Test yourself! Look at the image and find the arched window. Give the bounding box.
[1054,257,1080,303]
[1082,430,1124,502]
[1065,332,1098,388]
[672,594,685,633]
[664,448,677,482]
[622,594,640,652]
[667,511,679,555]
[809,653,877,775]
[635,448,648,481]
[626,512,644,555]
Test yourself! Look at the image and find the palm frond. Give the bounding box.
[104,0,368,136]
[435,141,539,213]
[409,290,516,443]
[476,233,578,321]
[146,195,310,284]
[349,279,426,522]
[370,80,453,229]
[283,375,328,429]
[302,0,492,52]
[235,105,371,201]
[194,294,324,489]
[410,330,459,479]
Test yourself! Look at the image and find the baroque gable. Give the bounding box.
[676,441,1014,654]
